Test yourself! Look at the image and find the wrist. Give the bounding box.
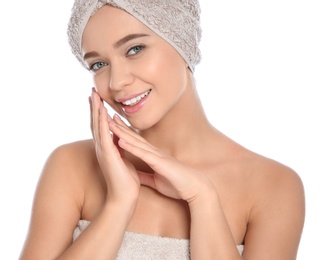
[188,186,220,215]
[103,196,138,220]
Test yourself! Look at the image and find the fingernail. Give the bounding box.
[109,118,116,126]
[114,114,122,122]
[118,139,126,146]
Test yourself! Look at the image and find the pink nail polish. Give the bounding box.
[114,114,121,122]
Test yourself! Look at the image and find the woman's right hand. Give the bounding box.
[89,89,140,206]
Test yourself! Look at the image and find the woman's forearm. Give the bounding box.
[57,201,136,260]
[189,190,242,260]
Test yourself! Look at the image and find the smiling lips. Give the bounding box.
[117,89,151,114]
[120,89,151,106]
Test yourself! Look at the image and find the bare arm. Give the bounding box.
[58,199,136,260]
[20,91,141,259]
[19,143,137,260]
[188,164,305,260]
[109,116,305,260]
[110,116,244,259]
[189,189,243,259]
[242,164,305,260]
[189,190,241,260]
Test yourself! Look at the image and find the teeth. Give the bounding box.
[122,90,151,106]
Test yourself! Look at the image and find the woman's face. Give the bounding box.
[82,5,190,130]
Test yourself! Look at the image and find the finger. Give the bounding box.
[92,90,109,146]
[118,139,164,171]
[110,120,149,148]
[113,115,146,141]
[137,171,156,189]
[113,125,163,158]
[91,90,101,143]
[109,114,162,156]
[88,96,93,135]
[98,100,113,148]
[113,114,127,127]
[112,127,126,158]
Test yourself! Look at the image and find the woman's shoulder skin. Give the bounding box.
[245,154,305,259]
[20,138,305,259]
[211,142,305,258]
[20,139,105,259]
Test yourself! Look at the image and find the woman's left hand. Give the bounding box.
[108,115,216,205]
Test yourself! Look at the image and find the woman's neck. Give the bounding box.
[138,84,216,162]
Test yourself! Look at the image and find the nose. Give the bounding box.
[109,60,134,90]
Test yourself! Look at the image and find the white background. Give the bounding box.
[0,1,319,259]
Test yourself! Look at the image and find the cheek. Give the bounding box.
[159,51,187,90]
[93,74,113,103]
[93,74,125,116]
[142,48,187,84]
[138,54,165,76]
[93,74,107,95]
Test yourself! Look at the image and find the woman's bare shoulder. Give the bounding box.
[20,139,101,258]
[236,150,305,257]
[48,139,96,163]
[240,150,304,193]
[218,144,305,215]
[37,138,100,199]
[41,139,105,196]
[215,141,303,189]
[214,144,305,214]
[44,139,98,176]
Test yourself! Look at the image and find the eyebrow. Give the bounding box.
[113,33,149,48]
[83,33,149,61]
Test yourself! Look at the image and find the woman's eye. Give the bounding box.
[90,61,107,71]
[127,45,144,56]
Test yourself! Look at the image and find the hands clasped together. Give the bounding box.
[90,89,215,209]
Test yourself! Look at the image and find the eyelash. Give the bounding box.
[89,45,145,71]
[89,61,107,71]
[127,45,145,56]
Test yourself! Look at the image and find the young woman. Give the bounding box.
[20,0,305,259]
